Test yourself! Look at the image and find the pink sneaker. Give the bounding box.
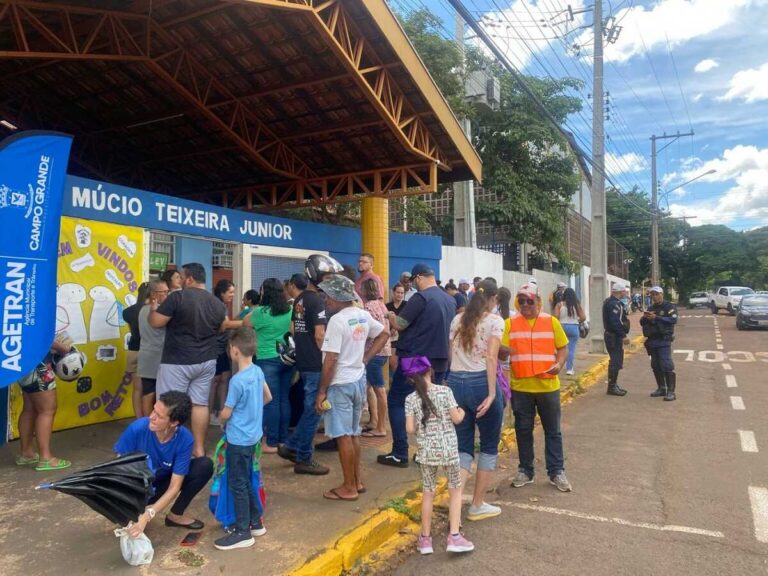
[416,535,433,555]
[446,533,475,553]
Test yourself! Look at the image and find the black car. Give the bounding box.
[736,294,768,330]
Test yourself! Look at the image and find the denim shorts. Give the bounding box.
[365,356,387,388]
[323,376,366,438]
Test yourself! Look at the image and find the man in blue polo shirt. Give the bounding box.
[379,263,456,468]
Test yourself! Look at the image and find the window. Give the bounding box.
[149,232,175,272]
[719,288,728,296]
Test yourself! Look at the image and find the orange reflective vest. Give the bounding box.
[508,313,557,379]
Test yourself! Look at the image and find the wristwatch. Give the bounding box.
[145,507,156,520]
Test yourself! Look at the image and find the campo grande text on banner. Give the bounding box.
[0,131,73,388]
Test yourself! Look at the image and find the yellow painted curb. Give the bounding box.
[287,337,648,575]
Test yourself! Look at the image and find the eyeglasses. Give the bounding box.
[152,289,169,294]
[517,297,536,306]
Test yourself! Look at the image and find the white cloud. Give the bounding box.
[719,63,768,103]
[694,58,719,73]
[692,93,704,102]
[576,0,754,64]
[606,151,647,174]
[670,145,768,225]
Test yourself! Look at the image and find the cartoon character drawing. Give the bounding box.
[89,285,121,342]
[56,283,88,344]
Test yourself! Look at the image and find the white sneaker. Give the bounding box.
[466,502,502,521]
[566,369,575,375]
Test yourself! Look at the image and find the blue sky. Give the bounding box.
[397,0,768,230]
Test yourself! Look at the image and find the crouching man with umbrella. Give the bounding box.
[113,391,213,537]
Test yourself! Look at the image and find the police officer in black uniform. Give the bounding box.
[640,286,678,401]
[603,282,630,396]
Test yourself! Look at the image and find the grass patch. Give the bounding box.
[383,497,420,523]
[177,549,205,568]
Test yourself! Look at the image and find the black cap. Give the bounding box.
[410,263,435,279]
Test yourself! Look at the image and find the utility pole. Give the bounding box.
[588,0,607,353]
[650,130,694,285]
[453,11,477,248]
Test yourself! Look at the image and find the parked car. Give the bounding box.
[688,291,709,309]
[736,294,768,330]
[709,286,754,315]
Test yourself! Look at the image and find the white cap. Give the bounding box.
[650,286,663,293]
[611,282,627,292]
[459,277,471,285]
[527,277,538,286]
[557,281,567,289]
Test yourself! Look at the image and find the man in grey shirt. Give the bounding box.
[150,263,226,457]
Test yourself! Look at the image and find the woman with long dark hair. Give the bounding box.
[248,277,294,453]
[446,279,505,522]
[210,280,243,425]
[554,287,586,376]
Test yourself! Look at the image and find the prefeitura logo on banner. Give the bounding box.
[0,132,73,387]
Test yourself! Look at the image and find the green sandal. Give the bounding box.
[15,454,39,466]
[35,458,71,471]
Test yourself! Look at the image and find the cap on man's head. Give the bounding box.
[650,286,664,293]
[527,277,538,286]
[458,277,471,285]
[517,283,538,298]
[410,263,435,279]
[557,281,567,289]
[611,282,627,293]
[318,274,357,302]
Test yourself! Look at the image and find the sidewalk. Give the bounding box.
[0,315,640,576]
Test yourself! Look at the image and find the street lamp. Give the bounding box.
[651,169,717,285]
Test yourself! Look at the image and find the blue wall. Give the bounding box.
[176,237,214,291]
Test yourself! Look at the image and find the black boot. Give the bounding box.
[663,372,676,401]
[606,370,627,396]
[650,370,666,397]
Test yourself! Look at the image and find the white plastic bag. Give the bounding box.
[114,524,154,566]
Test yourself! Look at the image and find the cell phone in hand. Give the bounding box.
[180,531,201,547]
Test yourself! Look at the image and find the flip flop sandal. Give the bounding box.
[35,458,71,472]
[16,454,39,466]
[361,431,387,438]
[323,488,359,501]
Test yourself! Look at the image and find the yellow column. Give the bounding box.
[361,196,389,297]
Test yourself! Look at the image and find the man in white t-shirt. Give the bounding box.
[315,274,389,501]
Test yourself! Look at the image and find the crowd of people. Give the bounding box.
[17,250,683,558]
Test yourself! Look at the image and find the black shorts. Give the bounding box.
[215,351,231,375]
[141,378,157,396]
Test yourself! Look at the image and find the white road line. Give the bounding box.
[499,502,725,539]
[723,363,732,370]
[739,430,759,453]
[726,375,738,388]
[748,487,768,543]
[731,396,746,410]
[717,344,724,350]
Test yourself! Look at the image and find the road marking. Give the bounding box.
[499,502,724,539]
[748,487,768,543]
[739,430,759,453]
[731,396,746,410]
[717,344,724,350]
[726,375,738,388]
[723,363,732,370]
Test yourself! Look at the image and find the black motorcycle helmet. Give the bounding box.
[305,254,343,286]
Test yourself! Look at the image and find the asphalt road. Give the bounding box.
[393,309,768,576]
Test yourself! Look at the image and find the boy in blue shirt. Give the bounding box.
[214,327,272,551]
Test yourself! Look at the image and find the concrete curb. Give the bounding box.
[286,335,646,575]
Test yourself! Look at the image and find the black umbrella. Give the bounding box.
[36,452,155,526]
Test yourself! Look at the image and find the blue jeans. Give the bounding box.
[257,358,295,447]
[284,371,321,463]
[511,389,563,478]
[447,371,504,471]
[563,323,580,371]
[226,443,260,534]
[388,365,447,459]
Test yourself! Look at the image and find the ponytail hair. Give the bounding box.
[455,279,499,353]
[408,372,438,428]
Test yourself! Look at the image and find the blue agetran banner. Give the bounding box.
[0,131,73,388]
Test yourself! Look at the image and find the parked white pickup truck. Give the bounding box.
[709,286,754,315]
